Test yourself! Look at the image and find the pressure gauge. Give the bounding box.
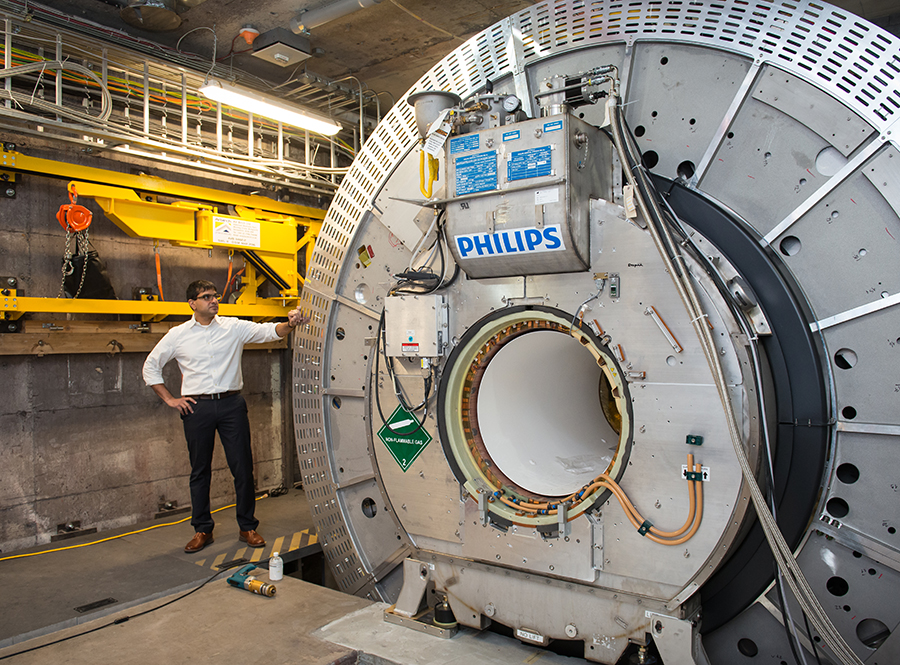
[502,94,521,113]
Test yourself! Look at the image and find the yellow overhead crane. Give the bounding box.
[0,144,325,354]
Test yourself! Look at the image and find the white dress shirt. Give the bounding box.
[142,315,281,395]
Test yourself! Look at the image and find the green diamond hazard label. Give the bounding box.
[377,404,432,472]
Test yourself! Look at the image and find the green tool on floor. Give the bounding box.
[226,564,276,597]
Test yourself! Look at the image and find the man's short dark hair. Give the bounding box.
[186,280,217,301]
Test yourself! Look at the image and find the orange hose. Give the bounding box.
[604,454,697,539]
[493,454,704,547]
[155,251,165,301]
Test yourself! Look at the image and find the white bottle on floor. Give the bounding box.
[269,551,283,582]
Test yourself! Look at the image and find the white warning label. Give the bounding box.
[212,216,261,249]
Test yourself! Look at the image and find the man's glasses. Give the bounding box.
[193,293,220,302]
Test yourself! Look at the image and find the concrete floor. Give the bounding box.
[319,605,585,665]
[0,488,318,647]
[0,488,586,665]
[0,574,371,665]
[0,576,586,665]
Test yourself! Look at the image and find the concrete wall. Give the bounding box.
[0,138,309,553]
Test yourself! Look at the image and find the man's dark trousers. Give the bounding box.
[181,393,258,533]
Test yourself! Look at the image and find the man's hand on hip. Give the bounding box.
[167,396,197,415]
[151,384,196,414]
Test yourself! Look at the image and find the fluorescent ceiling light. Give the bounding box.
[199,81,341,136]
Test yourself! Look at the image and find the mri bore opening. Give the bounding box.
[476,330,622,497]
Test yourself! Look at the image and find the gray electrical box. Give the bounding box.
[444,113,612,279]
[384,295,449,358]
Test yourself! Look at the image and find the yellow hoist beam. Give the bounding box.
[0,145,326,335]
[1,295,294,321]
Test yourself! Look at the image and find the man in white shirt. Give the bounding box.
[143,279,307,553]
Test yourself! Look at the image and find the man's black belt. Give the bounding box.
[189,390,240,400]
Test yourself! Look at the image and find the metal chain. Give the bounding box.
[73,230,89,299]
[57,229,73,298]
[57,228,90,299]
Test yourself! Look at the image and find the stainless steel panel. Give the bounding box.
[325,303,373,395]
[457,499,598,582]
[625,43,753,181]
[700,92,837,238]
[864,145,900,218]
[384,295,448,358]
[326,395,373,487]
[427,556,663,665]
[704,602,816,664]
[822,305,900,427]
[825,430,900,553]
[752,67,874,157]
[372,150,439,252]
[444,114,612,278]
[774,533,900,662]
[371,405,462,544]
[773,167,900,320]
[598,383,746,594]
[337,478,405,573]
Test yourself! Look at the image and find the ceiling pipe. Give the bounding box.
[290,0,382,34]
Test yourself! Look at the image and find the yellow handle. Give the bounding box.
[419,149,439,199]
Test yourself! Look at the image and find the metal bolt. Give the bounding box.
[6,278,15,287]
[549,565,555,571]
[5,188,14,197]
[565,623,578,638]
[484,603,496,617]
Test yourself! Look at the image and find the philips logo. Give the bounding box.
[455,224,566,259]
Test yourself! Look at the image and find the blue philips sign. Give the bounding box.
[454,224,566,259]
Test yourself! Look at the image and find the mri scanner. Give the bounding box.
[292,2,900,662]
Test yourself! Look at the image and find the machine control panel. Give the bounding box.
[384,294,449,358]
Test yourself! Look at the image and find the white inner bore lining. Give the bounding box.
[476,330,620,496]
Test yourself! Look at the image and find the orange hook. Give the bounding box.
[56,184,92,232]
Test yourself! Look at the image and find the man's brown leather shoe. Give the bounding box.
[184,532,213,553]
[239,529,265,548]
